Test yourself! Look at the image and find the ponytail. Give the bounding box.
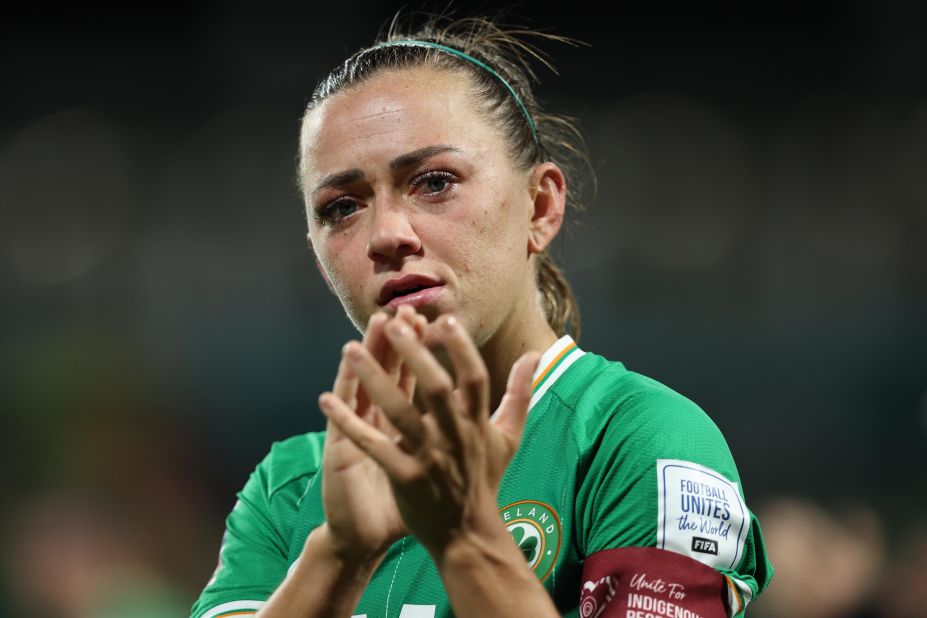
[536,252,580,341]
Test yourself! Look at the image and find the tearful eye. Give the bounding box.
[335,201,357,218]
[425,176,448,193]
[316,199,359,227]
[411,169,456,200]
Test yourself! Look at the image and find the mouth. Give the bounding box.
[377,274,445,310]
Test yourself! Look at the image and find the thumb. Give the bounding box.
[491,352,541,441]
[320,395,345,441]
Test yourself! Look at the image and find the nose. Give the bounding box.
[366,202,422,263]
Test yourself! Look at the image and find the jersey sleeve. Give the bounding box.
[190,433,324,618]
[573,375,772,617]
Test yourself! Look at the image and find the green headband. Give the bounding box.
[371,39,538,142]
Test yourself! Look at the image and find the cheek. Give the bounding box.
[428,207,495,273]
[445,200,526,277]
[479,197,527,251]
[315,231,368,295]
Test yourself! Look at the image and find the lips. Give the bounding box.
[377,274,444,308]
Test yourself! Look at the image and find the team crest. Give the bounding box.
[499,500,561,581]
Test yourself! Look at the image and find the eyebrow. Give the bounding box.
[311,145,461,200]
[311,168,364,200]
[389,145,460,171]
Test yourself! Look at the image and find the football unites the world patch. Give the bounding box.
[499,500,561,581]
[656,459,748,570]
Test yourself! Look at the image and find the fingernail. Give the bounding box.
[343,342,362,360]
[388,322,411,337]
[444,315,457,331]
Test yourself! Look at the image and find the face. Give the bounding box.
[301,66,548,344]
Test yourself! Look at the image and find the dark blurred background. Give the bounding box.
[2,1,925,616]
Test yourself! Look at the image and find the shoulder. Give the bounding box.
[554,352,730,469]
[252,431,327,498]
[556,350,772,610]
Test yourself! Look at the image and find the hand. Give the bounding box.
[317,306,425,563]
[319,311,540,556]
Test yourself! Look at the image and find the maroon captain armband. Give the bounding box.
[579,547,731,618]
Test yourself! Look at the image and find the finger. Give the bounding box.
[320,398,351,446]
[381,305,418,380]
[393,308,423,399]
[409,310,428,340]
[375,307,420,384]
[363,312,414,435]
[344,341,425,444]
[398,362,416,400]
[322,411,343,443]
[395,305,428,340]
[362,311,388,353]
[431,315,489,420]
[319,392,417,480]
[384,320,460,442]
[332,353,359,409]
[375,311,402,378]
[491,352,541,442]
[356,313,390,412]
[415,313,428,337]
[395,303,417,327]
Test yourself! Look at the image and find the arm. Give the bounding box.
[572,378,773,617]
[257,524,384,617]
[194,424,386,618]
[435,518,557,616]
[197,309,424,618]
[190,437,318,618]
[320,312,558,617]
[257,310,424,617]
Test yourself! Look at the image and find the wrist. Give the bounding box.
[433,516,553,615]
[304,524,387,578]
[260,525,386,617]
[417,492,505,559]
[433,514,519,573]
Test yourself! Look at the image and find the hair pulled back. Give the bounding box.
[300,12,592,339]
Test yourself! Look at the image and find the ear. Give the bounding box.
[307,232,337,296]
[526,162,567,255]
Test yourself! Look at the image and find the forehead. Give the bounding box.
[301,67,504,180]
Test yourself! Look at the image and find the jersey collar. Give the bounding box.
[529,335,585,410]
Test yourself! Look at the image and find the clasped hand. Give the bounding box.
[318,306,540,559]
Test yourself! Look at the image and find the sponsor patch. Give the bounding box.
[499,500,561,581]
[657,459,748,570]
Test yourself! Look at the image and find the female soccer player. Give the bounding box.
[192,14,773,618]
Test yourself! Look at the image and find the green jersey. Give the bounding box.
[192,336,772,618]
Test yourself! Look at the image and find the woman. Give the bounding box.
[192,14,772,618]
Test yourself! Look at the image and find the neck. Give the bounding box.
[479,299,558,413]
